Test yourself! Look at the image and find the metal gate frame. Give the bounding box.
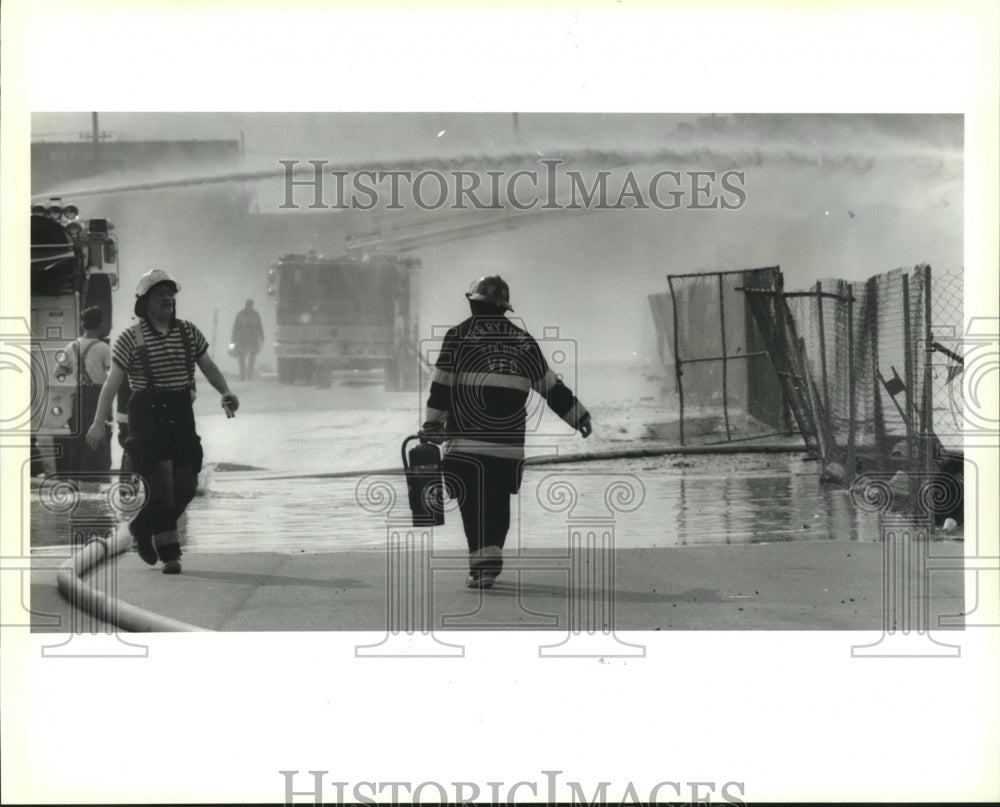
[666,266,789,446]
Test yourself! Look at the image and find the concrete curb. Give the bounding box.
[56,527,210,633]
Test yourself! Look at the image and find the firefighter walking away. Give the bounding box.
[420,275,592,589]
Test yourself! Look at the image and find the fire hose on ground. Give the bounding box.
[56,524,205,633]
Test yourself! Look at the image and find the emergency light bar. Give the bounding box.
[32,200,84,224]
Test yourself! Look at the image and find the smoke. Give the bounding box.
[69,185,260,369]
[32,112,963,378]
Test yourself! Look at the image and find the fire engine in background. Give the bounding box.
[266,203,594,392]
[267,250,421,390]
[30,200,118,466]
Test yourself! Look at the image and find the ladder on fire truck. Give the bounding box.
[338,204,596,391]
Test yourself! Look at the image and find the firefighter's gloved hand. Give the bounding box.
[578,413,593,438]
[419,422,446,445]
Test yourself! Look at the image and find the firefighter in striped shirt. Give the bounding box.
[87,270,239,574]
[420,275,592,588]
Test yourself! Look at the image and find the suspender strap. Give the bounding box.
[131,320,195,391]
[78,339,97,386]
[131,323,156,387]
[177,320,196,386]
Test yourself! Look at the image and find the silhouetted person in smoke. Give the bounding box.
[231,298,265,381]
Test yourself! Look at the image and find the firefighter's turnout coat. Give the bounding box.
[424,314,589,489]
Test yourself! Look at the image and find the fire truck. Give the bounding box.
[265,205,593,392]
[30,199,118,453]
[267,250,421,390]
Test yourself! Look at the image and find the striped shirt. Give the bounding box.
[112,319,208,391]
[424,315,588,459]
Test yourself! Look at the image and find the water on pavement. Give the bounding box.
[29,367,890,554]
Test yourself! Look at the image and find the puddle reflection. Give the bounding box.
[31,461,881,553]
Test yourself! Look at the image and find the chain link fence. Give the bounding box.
[656,264,964,517]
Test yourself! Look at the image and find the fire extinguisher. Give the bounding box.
[401,434,445,527]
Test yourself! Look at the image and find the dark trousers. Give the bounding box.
[128,460,198,561]
[124,390,203,562]
[443,452,522,556]
[238,351,257,381]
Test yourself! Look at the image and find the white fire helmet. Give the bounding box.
[465,275,513,311]
[135,269,180,298]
